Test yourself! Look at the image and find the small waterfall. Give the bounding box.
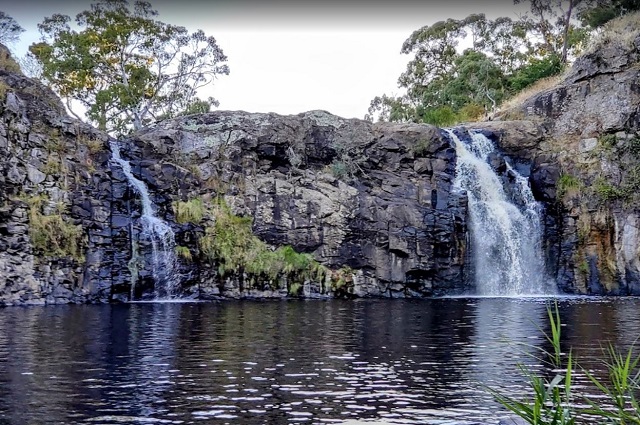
[109,140,179,300]
[448,129,550,296]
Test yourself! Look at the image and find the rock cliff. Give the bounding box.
[118,111,468,299]
[0,46,468,304]
[2,24,640,303]
[473,28,640,294]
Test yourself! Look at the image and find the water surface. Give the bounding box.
[0,297,637,424]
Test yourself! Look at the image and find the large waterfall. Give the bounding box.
[448,129,550,296]
[109,141,179,300]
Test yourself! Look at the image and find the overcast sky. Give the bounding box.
[3,0,526,120]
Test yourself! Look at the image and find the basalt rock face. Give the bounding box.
[482,31,640,295]
[0,48,123,305]
[122,111,469,299]
[0,46,469,303]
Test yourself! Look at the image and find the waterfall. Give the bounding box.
[109,140,179,300]
[448,129,550,296]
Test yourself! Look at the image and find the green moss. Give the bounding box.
[173,197,205,224]
[556,174,581,198]
[175,245,192,261]
[198,199,328,290]
[24,194,84,261]
[411,139,431,157]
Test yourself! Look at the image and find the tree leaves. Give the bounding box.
[0,12,24,46]
[31,0,229,135]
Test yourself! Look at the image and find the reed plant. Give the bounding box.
[489,302,640,425]
[488,302,576,425]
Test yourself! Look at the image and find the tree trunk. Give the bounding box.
[561,0,575,63]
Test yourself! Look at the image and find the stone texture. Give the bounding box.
[125,111,469,298]
[0,42,469,303]
[490,33,640,295]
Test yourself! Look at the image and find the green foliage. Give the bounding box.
[329,161,348,179]
[198,199,328,289]
[421,106,460,127]
[42,156,67,175]
[0,80,9,100]
[490,303,640,425]
[594,177,626,201]
[328,140,367,180]
[599,133,618,150]
[580,0,640,28]
[31,0,229,135]
[0,11,24,45]
[488,303,576,424]
[583,344,640,423]
[368,2,595,124]
[0,51,21,73]
[627,136,640,156]
[24,194,84,261]
[508,55,563,92]
[173,197,205,224]
[412,139,431,156]
[556,174,582,198]
[288,282,302,296]
[175,245,192,261]
[577,260,589,275]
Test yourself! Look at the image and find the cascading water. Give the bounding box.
[448,129,550,296]
[109,140,179,300]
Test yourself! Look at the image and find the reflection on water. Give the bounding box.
[0,298,636,424]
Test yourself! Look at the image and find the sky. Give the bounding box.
[3,0,527,120]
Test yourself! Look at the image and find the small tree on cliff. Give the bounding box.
[0,11,24,46]
[30,0,229,134]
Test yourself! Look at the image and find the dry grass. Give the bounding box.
[497,73,565,115]
[584,11,640,54]
[0,52,21,74]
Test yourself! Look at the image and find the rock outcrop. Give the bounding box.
[3,24,640,302]
[0,45,469,303]
[484,28,640,295]
[119,111,469,299]
[0,46,116,305]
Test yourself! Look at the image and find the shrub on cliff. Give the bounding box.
[23,194,85,261]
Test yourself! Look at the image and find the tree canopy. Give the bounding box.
[0,12,24,46]
[367,1,602,126]
[30,0,229,135]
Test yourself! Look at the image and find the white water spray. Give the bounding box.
[109,140,179,299]
[449,129,550,295]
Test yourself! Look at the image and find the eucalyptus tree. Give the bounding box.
[367,2,592,125]
[30,0,229,134]
[0,11,24,46]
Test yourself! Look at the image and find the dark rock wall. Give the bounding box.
[479,33,640,295]
[125,111,469,299]
[0,54,469,303]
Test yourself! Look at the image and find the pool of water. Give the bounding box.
[0,297,637,424]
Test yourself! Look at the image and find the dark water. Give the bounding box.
[0,297,638,425]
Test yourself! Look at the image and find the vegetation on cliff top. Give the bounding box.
[29,0,229,135]
[367,0,640,126]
